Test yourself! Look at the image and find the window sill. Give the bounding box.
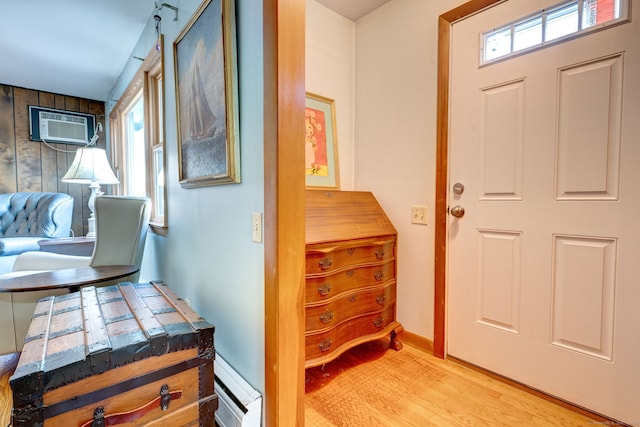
[150,223,168,237]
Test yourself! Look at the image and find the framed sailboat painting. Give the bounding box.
[174,0,240,188]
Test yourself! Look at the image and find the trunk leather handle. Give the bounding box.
[80,384,182,427]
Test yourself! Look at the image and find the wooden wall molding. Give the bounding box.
[263,0,306,425]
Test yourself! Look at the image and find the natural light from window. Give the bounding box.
[482,0,627,64]
[125,95,146,197]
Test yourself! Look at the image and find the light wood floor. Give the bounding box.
[1,346,606,427]
[305,340,605,426]
[0,353,18,427]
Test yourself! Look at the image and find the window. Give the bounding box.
[481,0,628,64]
[110,36,167,235]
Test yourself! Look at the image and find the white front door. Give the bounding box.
[448,0,640,423]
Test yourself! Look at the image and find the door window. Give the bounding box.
[482,0,628,64]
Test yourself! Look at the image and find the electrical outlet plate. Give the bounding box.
[252,212,263,242]
[411,206,428,225]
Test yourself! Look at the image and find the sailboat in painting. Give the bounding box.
[189,62,217,141]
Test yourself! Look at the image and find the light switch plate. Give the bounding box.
[411,206,428,225]
[252,212,263,242]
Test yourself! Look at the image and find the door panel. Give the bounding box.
[556,55,623,200]
[551,234,616,361]
[476,229,522,334]
[480,80,524,200]
[448,0,639,423]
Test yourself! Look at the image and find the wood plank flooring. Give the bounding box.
[0,353,18,426]
[1,343,606,426]
[306,340,603,426]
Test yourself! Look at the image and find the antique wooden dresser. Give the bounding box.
[10,281,217,426]
[305,190,403,368]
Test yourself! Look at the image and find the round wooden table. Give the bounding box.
[0,265,139,293]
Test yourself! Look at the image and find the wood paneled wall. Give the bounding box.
[0,84,105,237]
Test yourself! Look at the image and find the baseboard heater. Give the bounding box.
[214,355,262,427]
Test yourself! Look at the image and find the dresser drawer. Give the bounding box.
[306,238,395,275]
[305,305,397,363]
[306,282,396,332]
[305,261,395,304]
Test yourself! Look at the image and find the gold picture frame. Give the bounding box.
[305,93,340,189]
[174,0,240,188]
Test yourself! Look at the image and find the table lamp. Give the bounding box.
[62,147,119,237]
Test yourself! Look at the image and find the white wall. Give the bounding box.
[355,0,444,339]
[308,0,465,340]
[306,0,356,189]
[107,0,266,392]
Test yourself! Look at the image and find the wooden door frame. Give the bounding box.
[434,0,504,358]
[263,0,306,425]
[263,0,509,420]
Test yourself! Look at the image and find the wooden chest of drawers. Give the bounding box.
[10,281,217,426]
[305,190,403,368]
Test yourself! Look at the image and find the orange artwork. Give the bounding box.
[305,107,328,176]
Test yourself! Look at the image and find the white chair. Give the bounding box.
[0,195,150,354]
[11,195,150,278]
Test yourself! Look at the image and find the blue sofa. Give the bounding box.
[0,192,73,274]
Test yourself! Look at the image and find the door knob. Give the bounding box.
[450,205,465,218]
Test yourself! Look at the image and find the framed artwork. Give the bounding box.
[174,0,240,188]
[305,93,340,189]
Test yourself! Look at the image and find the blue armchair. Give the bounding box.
[0,192,73,274]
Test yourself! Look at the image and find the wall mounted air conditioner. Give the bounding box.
[29,106,96,145]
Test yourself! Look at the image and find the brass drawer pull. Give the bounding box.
[349,295,356,303]
[376,294,386,305]
[320,310,334,324]
[375,247,385,260]
[373,316,384,328]
[346,269,355,277]
[318,283,332,296]
[374,270,384,281]
[319,256,333,270]
[319,339,333,352]
[347,248,355,255]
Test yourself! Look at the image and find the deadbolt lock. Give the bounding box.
[453,182,465,194]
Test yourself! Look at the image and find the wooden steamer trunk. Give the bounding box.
[10,281,217,426]
[305,190,403,368]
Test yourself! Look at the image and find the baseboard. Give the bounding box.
[397,330,433,353]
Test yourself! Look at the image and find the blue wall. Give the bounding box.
[107,0,266,393]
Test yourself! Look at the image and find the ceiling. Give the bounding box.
[316,0,391,21]
[0,0,388,102]
[0,0,156,101]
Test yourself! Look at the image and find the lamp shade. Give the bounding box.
[62,147,119,184]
